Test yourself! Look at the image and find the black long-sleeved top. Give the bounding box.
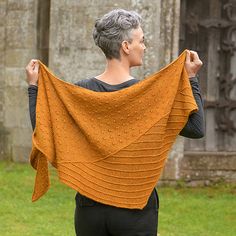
[28,76,205,138]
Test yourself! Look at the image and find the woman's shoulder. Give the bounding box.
[74,78,94,88]
[74,77,106,92]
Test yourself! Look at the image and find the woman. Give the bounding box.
[26,9,204,236]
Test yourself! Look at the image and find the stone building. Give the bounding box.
[0,0,235,184]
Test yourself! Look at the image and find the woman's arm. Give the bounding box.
[28,85,38,130]
[179,50,205,138]
[179,77,205,138]
[26,59,39,131]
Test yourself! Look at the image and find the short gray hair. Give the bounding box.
[93,9,142,59]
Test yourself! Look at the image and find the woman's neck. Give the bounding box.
[96,58,133,84]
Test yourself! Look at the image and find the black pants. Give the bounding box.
[74,188,159,236]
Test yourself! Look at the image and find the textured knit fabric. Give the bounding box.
[29,50,198,209]
[28,77,204,138]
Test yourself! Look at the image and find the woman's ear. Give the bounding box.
[121,41,130,55]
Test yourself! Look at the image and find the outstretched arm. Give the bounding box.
[26,59,39,130]
[179,50,205,139]
[28,85,38,130]
[179,76,205,138]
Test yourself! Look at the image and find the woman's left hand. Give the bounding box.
[185,50,203,78]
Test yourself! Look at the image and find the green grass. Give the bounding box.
[0,161,75,236]
[158,184,236,236]
[0,161,235,236]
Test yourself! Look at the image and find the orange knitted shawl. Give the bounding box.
[29,50,198,209]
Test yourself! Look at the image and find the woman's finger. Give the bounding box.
[185,50,191,63]
[189,50,200,61]
[34,62,39,72]
[26,59,38,71]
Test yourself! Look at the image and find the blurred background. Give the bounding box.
[1,0,235,185]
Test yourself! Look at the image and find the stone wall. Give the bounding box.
[180,152,236,185]
[0,0,39,161]
[0,0,8,159]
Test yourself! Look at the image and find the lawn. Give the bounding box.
[0,161,235,236]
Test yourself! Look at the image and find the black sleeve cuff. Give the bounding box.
[28,84,38,89]
[189,76,199,83]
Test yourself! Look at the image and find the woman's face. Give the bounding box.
[127,26,146,67]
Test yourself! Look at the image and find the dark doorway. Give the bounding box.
[179,0,236,152]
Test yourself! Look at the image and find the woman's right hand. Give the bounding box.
[25,59,39,86]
